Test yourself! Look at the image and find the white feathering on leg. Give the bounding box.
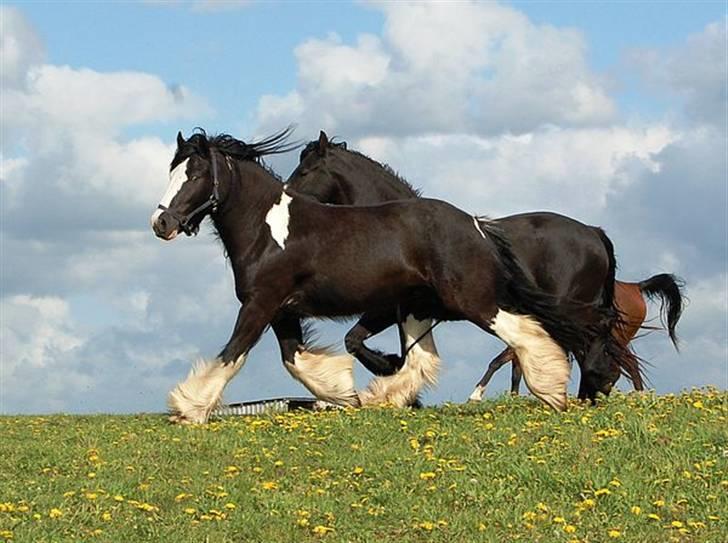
[490,310,570,411]
[359,316,441,407]
[284,350,360,407]
[168,355,246,424]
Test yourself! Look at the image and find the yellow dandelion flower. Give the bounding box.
[261,481,278,490]
[536,502,549,512]
[631,506,641,515]
[225,503,236,510]
[184,508,196,515]
[62,491,75,498]
[670,520,684,528]
[647,513,661,521]
[608,529,621,538]
[32,514,41,520]
[297,518,310,527]
[595,488,611,497]
[478,523,486,531]
[85,492,98,500]
[49,508,63,519]
[311,525,334,536]
[564,525,576,533]
[707,515,720,521]
[0,530,12,540]
[419,471,436,480]
[174,493,191,502]
[553,516,566,524]
[692,400,704,409]
[101,511,112,521]
[653,499,665,507]
[113,495,124,502]
[352,466,364,475]
[418,521,435,531]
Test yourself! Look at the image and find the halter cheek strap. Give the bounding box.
[157,148,222,236]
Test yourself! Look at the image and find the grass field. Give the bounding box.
[1,389,726,543]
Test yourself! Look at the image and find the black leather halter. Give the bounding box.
[157,149,221,236]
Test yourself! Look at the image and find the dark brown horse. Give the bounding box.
[286,132,629,405]
[152,130,604,423]
[469,274,685,399]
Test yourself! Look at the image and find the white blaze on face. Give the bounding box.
[150,158,190,227]
[265,191,293,249]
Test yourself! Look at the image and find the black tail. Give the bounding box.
[479,219,604,358]
[638,273,686,349]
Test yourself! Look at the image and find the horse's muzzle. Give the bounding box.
[152,211,179,241]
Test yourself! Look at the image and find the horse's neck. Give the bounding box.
[213,160,283,272]
[333,152,417,204]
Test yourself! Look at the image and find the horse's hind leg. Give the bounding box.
[359,314,441,408]
[510,358,523,395]
[468,347,515,402]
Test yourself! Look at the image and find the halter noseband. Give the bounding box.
[157,148,222,236]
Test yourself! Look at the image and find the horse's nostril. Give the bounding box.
[158,216,167,230]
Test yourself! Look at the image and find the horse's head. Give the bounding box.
[287,131,347,195]
[151,131,221,240]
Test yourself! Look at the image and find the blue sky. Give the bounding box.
[1,1,726,414]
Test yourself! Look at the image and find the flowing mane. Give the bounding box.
[172,126,301,175]
[299,138,422,198]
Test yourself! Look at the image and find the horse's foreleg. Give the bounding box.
[167,300,275,424]
[272,315,359,407]
[344,310,403,376]
[468,347,515,402]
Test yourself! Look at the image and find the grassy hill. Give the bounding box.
[1,389,726,542]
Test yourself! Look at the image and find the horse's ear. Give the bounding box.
[176,131,185,148]
[340,142,347,150]
[317,130,329,156]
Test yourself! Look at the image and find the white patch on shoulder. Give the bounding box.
[473,216,487,239]
[265,191,293,249]
[151,158,189,226]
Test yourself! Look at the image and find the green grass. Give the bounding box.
[1,389,726,543]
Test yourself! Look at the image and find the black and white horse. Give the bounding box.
[152,130,599,423]
[286,131,626,405]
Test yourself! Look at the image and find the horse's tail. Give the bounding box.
[638,273,686,350]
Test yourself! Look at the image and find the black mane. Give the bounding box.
[300,138,422,198]
[172,126,301,170]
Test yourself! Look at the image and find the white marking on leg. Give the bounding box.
[265,191,293,249]
[360,315,441,408]
[151,158,190,227]
[168,353,246,424]
[284,350,360,407]
[473,216,488,239]
[490,309,570,411]
[468,384,485,402]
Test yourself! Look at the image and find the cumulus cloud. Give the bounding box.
[629,20,727,129]
[0,6,44,89]
[257,1,616,138]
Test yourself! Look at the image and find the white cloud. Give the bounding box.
[257,1,616,137]
[353,124,674,219]
[630,20,727,129]
[0,6,44,89]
